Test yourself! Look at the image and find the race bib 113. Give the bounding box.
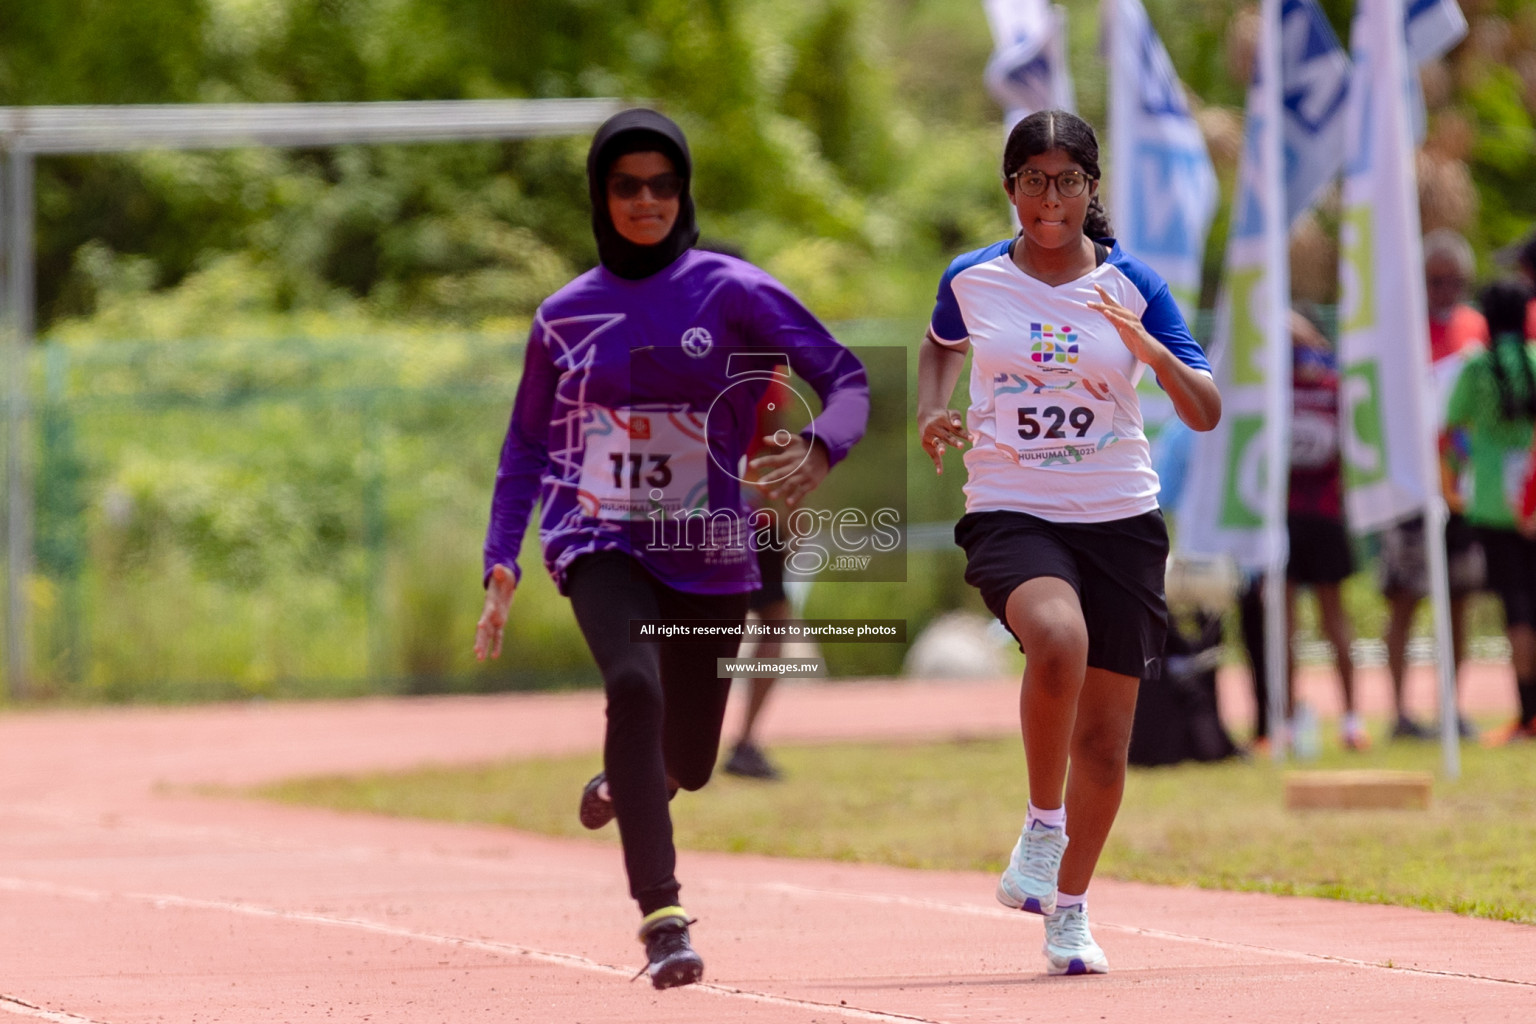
[577,406,710,520]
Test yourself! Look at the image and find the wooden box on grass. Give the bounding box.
[1284,771,1433,811]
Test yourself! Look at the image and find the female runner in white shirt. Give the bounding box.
[917,109,1220,976]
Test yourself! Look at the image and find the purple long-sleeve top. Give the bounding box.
[484,249,870,594]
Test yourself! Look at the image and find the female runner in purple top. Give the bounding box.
[474,109,868,990]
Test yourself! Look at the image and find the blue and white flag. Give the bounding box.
[1175,0,1294,758]
[1103,0,1218,318]
[1280,0,1351,222]
[1277,0,1462,207]
[1404,0,1468,139]
[1405,0,1467,63]
[983,0,1075,128]
[1175,0,1350,561]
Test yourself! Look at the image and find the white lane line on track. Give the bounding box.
[0,803,621,889]
[0,877,941,1024]
[0,996,110,1024]
[756,882,1536,989]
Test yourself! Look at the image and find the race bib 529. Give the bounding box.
[992,387,1118,467]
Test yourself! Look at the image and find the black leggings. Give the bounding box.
[566,551,749,916]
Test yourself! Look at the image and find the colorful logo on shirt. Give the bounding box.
[1029,323,1078,365]
[628,415,651,441]
[681,327,713,358]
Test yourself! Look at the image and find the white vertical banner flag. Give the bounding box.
[1102,0,1218,318]
[1176,0,1290,574]
[1340,0,1461,778]
[1337,0,1435,532]
[983,0,1076,128]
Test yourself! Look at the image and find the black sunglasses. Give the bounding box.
[607,172,684,201]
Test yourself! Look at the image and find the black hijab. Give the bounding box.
[586,108,699,280]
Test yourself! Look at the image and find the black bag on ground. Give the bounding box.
[1128,612,1239,767]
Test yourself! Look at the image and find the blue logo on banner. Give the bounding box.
[1281,0,1349,134]
[1137,21,1188,117]
[1132,142,1211,255]
[1233,114,1267,240]
[1280,0,1350,222]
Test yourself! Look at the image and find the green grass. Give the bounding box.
[256,729,1536,924]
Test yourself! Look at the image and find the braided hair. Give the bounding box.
[1477,278,1536,422]
[1002,110,1114,240]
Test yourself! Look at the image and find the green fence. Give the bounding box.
[13,330,588,701]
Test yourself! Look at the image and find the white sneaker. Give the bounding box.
[995,820,1067,915]
[1042,905,1110,975]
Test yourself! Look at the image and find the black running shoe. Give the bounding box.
[723,741,782,780]
[579,772,614,830]
[637,909,703,990]
[1391,715,1432,741]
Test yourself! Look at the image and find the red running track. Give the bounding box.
[0,665,1531,1023]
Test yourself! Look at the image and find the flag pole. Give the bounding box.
[1425,501,1460,777]
[1256,0,1292,763]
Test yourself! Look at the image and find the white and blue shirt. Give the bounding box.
[929,238,1211,522]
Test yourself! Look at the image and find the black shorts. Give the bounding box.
[1476,527,1536,629]
[748,542,788,612]
[954,508,1169,679]
[1286,514,1354,585]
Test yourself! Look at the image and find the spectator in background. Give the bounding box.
[1242,307,1367,752]
[693,240,792,784]
[724,372,794,781]
[1446,279,1536,745]
[1378,230,1487,740]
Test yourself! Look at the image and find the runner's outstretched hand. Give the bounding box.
[475,564,517,661]
[749,434,829,507]
[1087,284,1162,364]
[1088,283,1221,431]
[917,407,967,474]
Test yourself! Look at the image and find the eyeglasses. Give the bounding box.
[1008,168,1093,198]
[607,172,683,200]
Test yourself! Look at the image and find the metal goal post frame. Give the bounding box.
[0,98,627,697]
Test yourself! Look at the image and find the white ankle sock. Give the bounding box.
[1026,802,1066,830]
[1055,890,1086,912]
